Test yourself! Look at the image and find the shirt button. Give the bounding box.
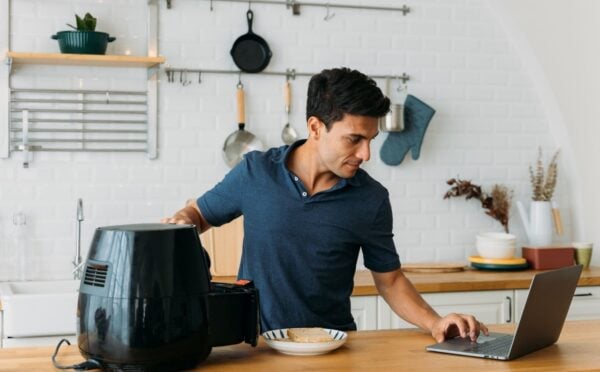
[302,192,307,197]
[294,176,299,181]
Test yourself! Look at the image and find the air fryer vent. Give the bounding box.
[84,264,109,287]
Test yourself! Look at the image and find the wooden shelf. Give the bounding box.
[6,52,165,68]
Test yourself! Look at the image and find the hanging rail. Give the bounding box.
[165,0,410,16]
[11,88,147,96]
[164,67,410,85]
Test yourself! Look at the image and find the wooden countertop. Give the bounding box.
[2,320,599,371]
[212,266,600,296]
[4,267,595,310]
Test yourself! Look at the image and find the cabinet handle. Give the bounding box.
[574,293,593,297]
[505,296,512,323]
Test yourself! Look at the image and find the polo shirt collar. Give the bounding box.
[280,140,362,187]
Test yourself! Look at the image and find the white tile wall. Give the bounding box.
[0,0,572,280]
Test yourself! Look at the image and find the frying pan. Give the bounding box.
[230,10,272,73]
[222,83,264,168]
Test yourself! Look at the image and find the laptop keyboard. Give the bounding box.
[465,335,513,356]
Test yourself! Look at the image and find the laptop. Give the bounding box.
[426,265,583,360]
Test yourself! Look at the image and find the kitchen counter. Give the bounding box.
[2,320,599,371]
[213,266,600,296]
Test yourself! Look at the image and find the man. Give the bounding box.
[162,67,488,342]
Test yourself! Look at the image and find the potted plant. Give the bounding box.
[516,148,560,246]
[51,13,116,55]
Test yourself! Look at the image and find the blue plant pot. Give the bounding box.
[51,31,116,55]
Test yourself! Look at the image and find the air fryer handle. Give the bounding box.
[245,288,260,346]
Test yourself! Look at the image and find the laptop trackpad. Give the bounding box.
[474,334,500,344]
[430,332,510,352]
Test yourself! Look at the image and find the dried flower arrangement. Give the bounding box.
[529,147,559,201]
[444,177,513,233]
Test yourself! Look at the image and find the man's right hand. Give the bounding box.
[161,200,212,233]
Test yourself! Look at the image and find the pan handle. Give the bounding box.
[246,10,254,33]
[237,83,245,130]
[284,80,291,114]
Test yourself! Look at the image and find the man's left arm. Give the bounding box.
[371,269,488,342]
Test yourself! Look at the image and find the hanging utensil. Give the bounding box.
[230,10,272,73]
[378,78,405,132]
[222,82,264,168]
[281,80,298,145]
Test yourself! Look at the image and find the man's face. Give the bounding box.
[314,114,379,179]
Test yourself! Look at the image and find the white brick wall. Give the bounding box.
[0,0,572,280]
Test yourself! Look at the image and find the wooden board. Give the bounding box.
[7,51,165,68]
[401,262,465,273]
[201,216,244,276]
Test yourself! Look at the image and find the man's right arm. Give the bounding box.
[161,199,212,233]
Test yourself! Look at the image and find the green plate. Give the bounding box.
[471,261,529,271]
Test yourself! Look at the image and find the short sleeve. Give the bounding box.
[197,157,248,227]
[361,196,401,272]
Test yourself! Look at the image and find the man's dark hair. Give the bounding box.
[306,67,390,130]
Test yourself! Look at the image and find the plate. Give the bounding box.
[469,255,528,271]
[468,256,527,265]
[262,328,347,356]
[470,261,529,271]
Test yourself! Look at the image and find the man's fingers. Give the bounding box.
[481,322,489,336]
[432,314,488,343]
[161,217,188,224]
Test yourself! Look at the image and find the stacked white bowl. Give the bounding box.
[476,232,517,259]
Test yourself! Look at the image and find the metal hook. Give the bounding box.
[237,72,243,88]
[324,3,335,21]
[248,1,252,11]
[395,75,407,93]
[105,91,110,104]
[180,69,191,86]
[286,68,296,81]
[395,76,408,102]
[198,71,202,84]
[210,0,213,11]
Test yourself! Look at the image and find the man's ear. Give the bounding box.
[307,116,323,139]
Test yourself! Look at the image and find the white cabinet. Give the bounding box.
[350,295,378,330]
[376,290,514,329]
[514,286,600,323]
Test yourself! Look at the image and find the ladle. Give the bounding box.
[281,80,298,145]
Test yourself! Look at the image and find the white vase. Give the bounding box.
[516,200,554,247]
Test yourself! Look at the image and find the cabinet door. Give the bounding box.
[201,217,244,276]
[350,296,378,331]
[377,290,514,330]
[515,286,600,323]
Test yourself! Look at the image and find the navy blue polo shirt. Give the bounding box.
[198,140,400,332]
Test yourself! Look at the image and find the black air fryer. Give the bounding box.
[77,224,259,371]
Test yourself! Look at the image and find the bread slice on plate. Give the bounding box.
[287,328,334,343]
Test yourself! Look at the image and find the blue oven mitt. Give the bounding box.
[380,94,436,166]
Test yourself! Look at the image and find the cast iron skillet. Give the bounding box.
[230,10,272,73]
